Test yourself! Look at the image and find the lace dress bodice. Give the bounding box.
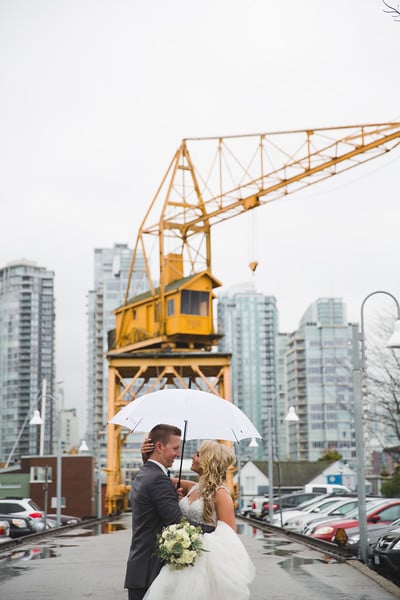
[179,484,213,525]
[179,483,232,527]
[179,495,205,524]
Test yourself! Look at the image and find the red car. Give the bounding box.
[308,499,400,543]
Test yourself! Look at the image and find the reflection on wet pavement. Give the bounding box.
[239,523,368,599]
[0,520,127,582]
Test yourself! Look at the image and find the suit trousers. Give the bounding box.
[128,587,146,600]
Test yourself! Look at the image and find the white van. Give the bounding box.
[303,483,351,494]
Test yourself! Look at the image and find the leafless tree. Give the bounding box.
[383,0,400,21]
[364,313,400,447]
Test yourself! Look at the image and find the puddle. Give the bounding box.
[101,522,126,533]
[60,529,94,538]
[0,520,127,582]
[261,534,298,556]
[255,530,354,599]
[50,521,127,539]
[237,522,264,539]
[277,555,353,599]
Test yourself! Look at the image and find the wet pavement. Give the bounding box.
[0,515,399,599]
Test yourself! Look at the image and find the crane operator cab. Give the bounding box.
[111,253,222,353]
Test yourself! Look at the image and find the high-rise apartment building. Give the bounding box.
[217,282,278,460]
[0,260,55,465]
[86,244,147,473]
[60,408,79,453]
[285,298,357,463]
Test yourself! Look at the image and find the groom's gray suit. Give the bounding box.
[124,461,181,596]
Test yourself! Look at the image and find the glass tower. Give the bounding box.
[0,259,55,465]
[286,298,357,463]
[217,282,278,461]
[86,244,147,474]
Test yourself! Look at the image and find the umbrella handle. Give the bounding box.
[177,419,187,489]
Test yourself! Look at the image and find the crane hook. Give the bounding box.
[249,261,258,272]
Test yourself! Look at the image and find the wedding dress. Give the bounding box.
[144,484,255,600]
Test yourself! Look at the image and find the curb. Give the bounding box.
[348,559,400,598]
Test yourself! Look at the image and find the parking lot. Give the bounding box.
[0,514,399,600]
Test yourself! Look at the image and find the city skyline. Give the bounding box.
[1,1,400,431]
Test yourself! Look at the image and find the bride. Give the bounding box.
[143,440,255,600]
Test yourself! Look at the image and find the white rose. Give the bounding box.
[180,549,196,565]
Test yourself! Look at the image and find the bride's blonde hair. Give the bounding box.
[198,440,235,524]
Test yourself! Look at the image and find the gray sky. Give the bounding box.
[1,0,400,436]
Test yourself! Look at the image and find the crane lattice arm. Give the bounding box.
[125,122,400,302]
[112,122,400,351]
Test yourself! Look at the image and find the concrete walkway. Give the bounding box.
[0,516,399,599]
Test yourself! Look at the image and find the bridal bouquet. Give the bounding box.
[155,518,205,569]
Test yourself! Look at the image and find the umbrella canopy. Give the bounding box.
[109,388,261,442]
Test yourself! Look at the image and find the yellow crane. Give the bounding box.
[106,122,400,514]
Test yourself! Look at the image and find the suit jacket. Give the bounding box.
[124,461,183,590]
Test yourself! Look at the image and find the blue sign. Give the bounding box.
[327,474,342,485]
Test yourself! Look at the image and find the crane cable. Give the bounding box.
[248,210,258,273]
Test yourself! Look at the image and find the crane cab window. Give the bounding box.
[181,290,209,316]
[167,299,175,316]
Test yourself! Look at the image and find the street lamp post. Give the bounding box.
[79,439,102,518]
[267,408,274,523]
[266,400,299,523]
[353,290,400,564]
[33,380,64,528]
[237,437,259,514]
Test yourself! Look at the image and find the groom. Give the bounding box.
[125,423,182,599]
[125,423,214,600]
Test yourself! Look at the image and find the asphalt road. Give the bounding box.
[0,515,399,599]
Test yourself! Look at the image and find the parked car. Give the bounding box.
[46,514,82,526]
[345,517,400,558]
[0,498,45,531]
[308,499,400,543]
[238,501,255,517]
[0,514,36,538]
[0,519,10,542]
[372,522,400,578]
[302,498,381,537]
[261,491,320,519]
[248,495,268,519]
[269,494,326,526]
[287,497,362,533]
[271,494,352,527]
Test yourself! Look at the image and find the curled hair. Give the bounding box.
[198,440,235,524]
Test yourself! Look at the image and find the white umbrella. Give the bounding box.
[109,388,262,487]
[109,388,261,442]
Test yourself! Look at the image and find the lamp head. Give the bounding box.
[285,406,299,422]
[78,440,90,453]
[387,319,400,349]
[248,437,259,448]
[29,410,43,425]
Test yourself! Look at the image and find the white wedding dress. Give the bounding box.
[144,484,255,600]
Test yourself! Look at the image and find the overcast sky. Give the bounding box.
[1,0,400,436]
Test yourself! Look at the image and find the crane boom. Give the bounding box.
[124,122,400,306]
